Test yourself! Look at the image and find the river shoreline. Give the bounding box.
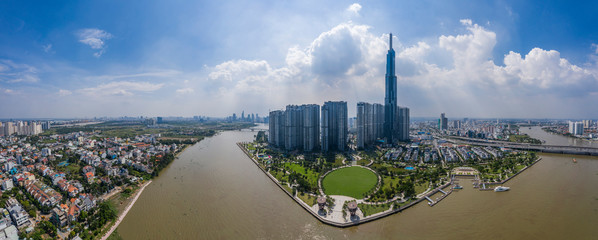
[237,142,455,228]
[101,180,152,240]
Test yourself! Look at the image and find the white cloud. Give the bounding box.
[199,19,598,118]
[76,28,112,57]
[78,81,164,97]
[0,59,39,83]
[176,87,194,94]
[43,44,53,53]
[58,89,72,96]
[347,3,362,15]
[85,70,181,82]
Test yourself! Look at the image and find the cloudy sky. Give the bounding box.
[1,0,597,119]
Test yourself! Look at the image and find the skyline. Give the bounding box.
[1,1,598,119]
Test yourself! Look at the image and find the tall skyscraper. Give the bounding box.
[321,101,348,152]
[384,33,397,143]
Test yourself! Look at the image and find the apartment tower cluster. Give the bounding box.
[356,33,410,149]
[269,102,348,152]
[268,32,410,152]
[0,121,50,136]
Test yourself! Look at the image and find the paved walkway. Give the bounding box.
[311,195,364,223]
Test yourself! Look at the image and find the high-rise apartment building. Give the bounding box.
[268,104,320,152]
[439,113,448,130]
[302,104,320,152]
[583,120,593,129]
[268,110,285,147]
[357,102,386,148]
[321,101,348,152]
[396,106,410,141]
[569,121,584,136]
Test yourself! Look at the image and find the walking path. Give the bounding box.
[101,180,152,240]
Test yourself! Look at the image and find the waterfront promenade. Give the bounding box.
[237,142,454,228]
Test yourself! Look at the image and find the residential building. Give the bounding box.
[321,101,347,152]
[439,113,448,130]
[396,106,410,142]
[357,102,385,148]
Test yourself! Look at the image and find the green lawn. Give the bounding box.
[358,203,390,217]
[415,181,430,194]
[270,169,289,183]
[381,176,400,190]
[298,192,317,206]
[284,162,319,186]
[322,166,378,199]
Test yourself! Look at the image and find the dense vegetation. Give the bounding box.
[509,134,542,144]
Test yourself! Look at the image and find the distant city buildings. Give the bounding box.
[583,120,593,129]
[569,121,584,136]
[0,121,47,136]
[439,113,448,130]
[227,111,266,123]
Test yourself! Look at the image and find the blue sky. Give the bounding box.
[1,0,597,119]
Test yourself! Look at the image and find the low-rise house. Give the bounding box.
[75,194,96,212]
[6,198,30,228]
[51,207,67,228]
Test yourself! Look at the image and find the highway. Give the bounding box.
[445,136,598,156]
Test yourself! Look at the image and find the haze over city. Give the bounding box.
[1,0,597,119]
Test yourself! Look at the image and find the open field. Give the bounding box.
[322,166,377,199]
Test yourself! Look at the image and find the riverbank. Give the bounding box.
[101,180,152,240]
[477,157,542,190]
[237,142,455,228]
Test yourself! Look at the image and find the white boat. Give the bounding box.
[494,186,510,192]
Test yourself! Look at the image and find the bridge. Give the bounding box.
[445,136,598,156]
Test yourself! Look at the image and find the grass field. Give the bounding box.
[358,203,391,217]
[298,192,317,206]
[322,167,378,199]
[284,162,319,187]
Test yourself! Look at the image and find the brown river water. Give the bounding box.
[117,126,598,239]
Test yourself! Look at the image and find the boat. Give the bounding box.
[494,186,510,192]
[453,184,463,189]
[573,158,577,163]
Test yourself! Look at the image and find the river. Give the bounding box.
[117,126,598,239]
[519,126,598,148]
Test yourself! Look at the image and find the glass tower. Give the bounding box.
[384,33,397,143]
